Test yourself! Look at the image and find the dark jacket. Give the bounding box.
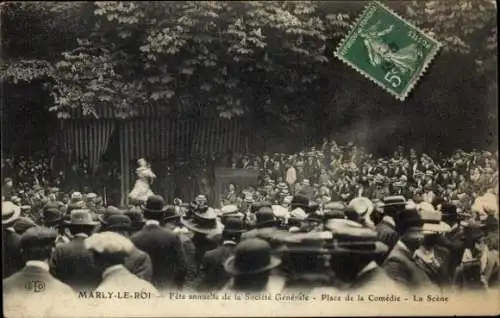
[413,246,452,289]
[50,234,101,292]
[2,228,24,278]
[375,218,399,264]
[198,242,236,291]
[125,247,153,282]
[383,241,439,292]
[439,224,466,276]
[131,222,187,290]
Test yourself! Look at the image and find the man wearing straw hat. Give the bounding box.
[413,202,453,290]
[181,206,224,275]
[50,209,101,292]
[2,200,23,278]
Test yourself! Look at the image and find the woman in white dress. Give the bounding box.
[128,158,156,204]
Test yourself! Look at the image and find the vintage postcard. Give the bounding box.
[1,1,498,317]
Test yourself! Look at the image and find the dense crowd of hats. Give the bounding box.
[2,141,499,316]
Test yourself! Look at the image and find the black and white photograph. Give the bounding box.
[1,1,498,316]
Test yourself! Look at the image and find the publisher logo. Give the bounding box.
[25,280,45,292]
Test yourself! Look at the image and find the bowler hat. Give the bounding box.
[21,226,58,248]
[65,209,99,226]
[181,208,224,235]
[250,201,272,214]
[224,238,282,276]
[254,206,279,228]
[142,195,168,213]
[222,217,246,234]
[43,208,63,226]
[395,204,424,231]
[106,214,132,231]
[98,206,123,225]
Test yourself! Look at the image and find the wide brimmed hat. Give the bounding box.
[65,209,99,226]
[348,197,374,217]
[142,195,169,213]
[325,219,388,255]
[98,206,124,225]
[2,201,21,225]
[382,196,407,207]
[106,214,132,231]
[323,201,347,220]
[181,208,224,235]
[272,205,290,220]
[224,238,282,276]
[222,217,246,234]
[254,206,280,228]
[43,207,63,226]
[418,202,451,233]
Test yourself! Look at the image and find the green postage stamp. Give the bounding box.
[335,1,441,101]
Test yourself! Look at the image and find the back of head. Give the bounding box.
[21,226,58,261]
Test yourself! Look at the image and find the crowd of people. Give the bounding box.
[2,140,499,316]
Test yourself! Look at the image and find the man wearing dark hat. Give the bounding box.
[2,200,23,278]
[42,206,69,246]
[50,209,101,292]
[131,195,187,290]
[124,206,146,234]
[242,205,289,246]
[375,196,406,264]
[163,205,197,289]
[277,231,332,292]
[222,238,284,293]
[105,214,153,282]
[383,202,439,292]
[97,206,124,232]
[438,203,467,276]
[198,217,246,291]
[12,216,37,235]
[311,220,398,295]
[3,226,77,318]
[181,207,223,276]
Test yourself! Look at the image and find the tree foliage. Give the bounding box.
[0,1,497,120]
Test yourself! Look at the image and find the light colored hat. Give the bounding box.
[349,197,374,217]
[417,202,451,233]
[86,193,97,200]
[71,192,83,201]
[272,205,290,219]
[290,207,308,221]
[84,231,134,255]
[2,201,21,225]
[283,195,293,204]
